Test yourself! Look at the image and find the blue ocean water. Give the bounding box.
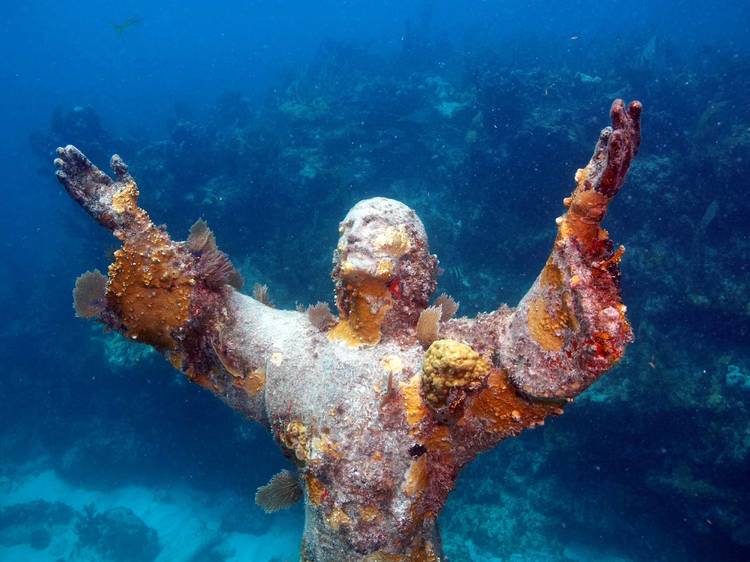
[2,1,749,560]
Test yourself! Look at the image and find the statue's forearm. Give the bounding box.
[498,100,641,401]
[57,145,268,423]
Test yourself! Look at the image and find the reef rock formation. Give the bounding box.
[54,99,641,561]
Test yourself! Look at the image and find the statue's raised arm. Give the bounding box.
[423,98,641,463]
[55,99,641,562]
[499,98,641,400]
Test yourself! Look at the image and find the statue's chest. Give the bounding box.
[264,342,424,467]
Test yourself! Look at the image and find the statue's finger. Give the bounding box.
[55,169,69,184]
[592,127,612,162]
[627,101,642,154]
[599,132,628,197]
[627,100,642,121]
[609,99,627,130]
[60,145,88,168]
[110,154,129,179]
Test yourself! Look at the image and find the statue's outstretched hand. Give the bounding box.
[55,145,138,233]
[561,99,641,248]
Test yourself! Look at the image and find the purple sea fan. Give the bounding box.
[73,270,108,318]
[196,249,243,290]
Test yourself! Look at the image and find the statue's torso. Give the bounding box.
[233,294,441,553]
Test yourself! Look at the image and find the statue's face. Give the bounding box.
[332,197,437,323]
[334,198,425,283]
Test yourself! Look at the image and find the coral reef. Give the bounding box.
[0,500,75,551]
[0,500,159,562]
[54,98,640,560]
[75,504,160,562]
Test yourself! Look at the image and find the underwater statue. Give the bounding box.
[55,99,641,561]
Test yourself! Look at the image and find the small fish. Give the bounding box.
[570,35,579,41]
[255,469,302,513]
[111,16,143,37]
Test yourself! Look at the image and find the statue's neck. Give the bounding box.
[328,278,394,347]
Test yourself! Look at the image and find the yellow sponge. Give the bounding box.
[421,339,490,409]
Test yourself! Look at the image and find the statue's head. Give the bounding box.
[330,197,437,345]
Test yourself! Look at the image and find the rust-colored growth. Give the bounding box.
[526,262,578,352]
[306,473,327,506]
[527,297,566,352]
[167,351,184,372]
[184,366,216,392]
[403,455,429,497]
[311,433,342,460]
[463,369,557,438]
[326,507,352,531]
[422,424,453,454]
[557,99,641,252]
[106,226,195,349]
[401,374,429,429]
[88,161,199,350]
[559,176,611,248]
[359,505,381,523]
[110,178,139,216]
[539,258,563,289]
[329,277,392,346]
[238,369,266,395]
[279,420,310,463]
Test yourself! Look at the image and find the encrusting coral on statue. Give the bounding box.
[54,98,641,561]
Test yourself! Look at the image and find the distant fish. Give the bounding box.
[570,35,579,41]
[111,16,143,37]
[255,469,302,513]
